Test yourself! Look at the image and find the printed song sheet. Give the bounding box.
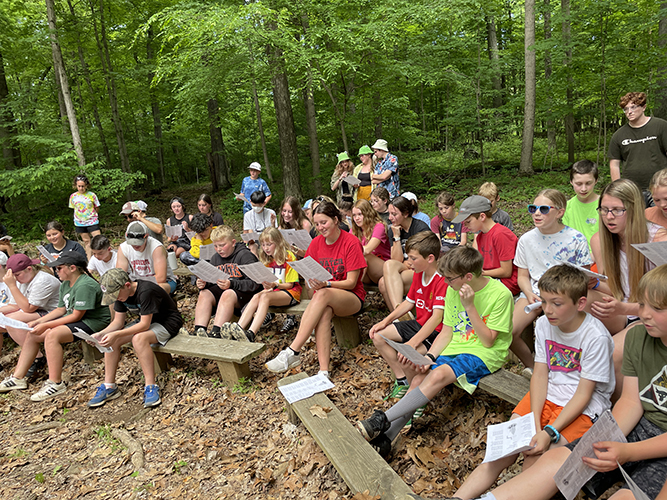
[36,245,56,263]
[0,312,33,330]
[554,410,626,500]
[185,231,196,240]
[281,229,312,250]
[188,260,230,284]
[618,462,650,500]
[342,175,361,186]
[234,192,249,203]
[482,412,537,463]
[198,244,216,261]
[288,256,332,283]
[524,301,543,314]
[559,261,608,281]
[241,231,260,243]
[164,224,183,239]
[379,335,432,366]
[73,327,113,353]
[278,373,335,404]
[239,262,279,285]
[632,241,667,267]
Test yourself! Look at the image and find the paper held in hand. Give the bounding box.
[524,301,543,314]
[631,241,667,267]
[164,224,183,239]
[188,260,230,284]
[379,335,432,366]
[482,412,537,463]
[554,410,627,500]
[234,192,249,203]
[73,327,113,353]
[238,261,279,285]
[36,245,56,263]
[0,312,33,330]
[280,229,312,250]
[198,243,217,261]
[278,372,334,404]
[241,231,260,243]
[185,231,196,240]
[558,261,608,281]
[342,175,361,186]
[287,256,333,283]
[0,235,12,241]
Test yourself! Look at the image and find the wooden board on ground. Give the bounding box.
[152,334,265,385]
[478,369,530,406]
[277,373,414,499]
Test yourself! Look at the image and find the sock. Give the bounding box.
[477,493,498,500]
[104,383,117,389]
[396,377,408,386]
[289,347,299,356]
[384,387,430,441]
[194,324,207,331]
[211,325,221,334]
[247,329,256,337]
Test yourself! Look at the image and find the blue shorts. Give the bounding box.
[431,353,491,394]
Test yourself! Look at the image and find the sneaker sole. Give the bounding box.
[231,324,250,342]
[88,389,122,408]
[218,324,233,340]
[356,421,375,442]
[144,398,162,408]
[0,381,28,392]
[30,387,66,402]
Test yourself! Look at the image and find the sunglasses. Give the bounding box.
[126,232,146,240]
[527,204,557,215]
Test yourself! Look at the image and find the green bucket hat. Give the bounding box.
[358,145,373,156]
[337,151,350,163]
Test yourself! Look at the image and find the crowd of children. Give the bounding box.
[0,143,666,500]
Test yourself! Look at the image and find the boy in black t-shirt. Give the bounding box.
[88,268,183,409]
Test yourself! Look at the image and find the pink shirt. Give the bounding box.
[362,222,391,261]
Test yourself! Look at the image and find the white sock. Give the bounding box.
[477,493,498,500]
[104,383,117,389]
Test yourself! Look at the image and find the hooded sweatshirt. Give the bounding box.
[206,242,262,294]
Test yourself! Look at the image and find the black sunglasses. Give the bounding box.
[126,232,146,240]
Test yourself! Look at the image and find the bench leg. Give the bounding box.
[216,361,251,386]
[154,352,172,375]
[81,343,103,365]
[285,402,299,425]
[332,316,360,349]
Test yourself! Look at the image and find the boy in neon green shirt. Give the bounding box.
[562,160,600,250]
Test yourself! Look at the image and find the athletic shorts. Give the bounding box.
[394,319,439,349]
[276,289,299,307]
[431,353,491,394]
[64,321,94,335]
[206,284,257,312]
[513,392,593,443]
[75,224,100,234]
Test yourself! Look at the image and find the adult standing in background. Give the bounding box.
[371,139,400,198]
[609,92,667,206]
[354,145,375,201]
[330,152,358,205]
[240,162,271,214]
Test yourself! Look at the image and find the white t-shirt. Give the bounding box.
[0,282,13,306]
[243,208,277,233]
[87,250,118,277]
[514,226,592,295]
[120,237,174,282]
[13,270,61,312]
[534,313,614,420]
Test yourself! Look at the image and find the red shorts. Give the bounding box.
[513,392,593,443]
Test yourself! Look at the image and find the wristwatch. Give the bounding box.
[326,281,331,288]
[393,236,401,242]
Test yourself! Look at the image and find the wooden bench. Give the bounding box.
[277,373,414,499]
[152,334,266,385]
[269,300,362,349]
[478,368,530,406]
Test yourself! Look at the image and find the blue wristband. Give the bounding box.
[544,424,561,443]
[592,278,600,290]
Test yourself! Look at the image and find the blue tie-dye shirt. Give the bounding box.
[240,177,271,214]
[374,153,400,198]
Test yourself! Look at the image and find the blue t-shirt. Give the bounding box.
[240,177,271,213]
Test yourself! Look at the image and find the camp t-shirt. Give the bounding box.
[69,191,100,227]
[441,278,514,375]
[406,271,447,332]
[87,250,117,277]
[58,274,110,332]
[562,197,599,250]
[622,323,667,431]
[114,280,183,336]
[15,270,61,312]
[266,251,302,301]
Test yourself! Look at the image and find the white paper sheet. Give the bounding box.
[524,301,543,314]
[73,327,113,353]
[164,224,183,239]
[0,312,33,330]
[482,412,537,463]
[554,410,626,500]
[278,373,335,404]
[185,231,196,240]
[238,261,279,284]
[379,335,432,366]
[198,243,216,261]
[558,261,608,281]
[36,245,56,263]
[342,175,360,186]
[288,256,332,283]
[281,229,313,250]
[188,260,230,284]
[234,192,249,203]
[618,461,650,500]
[632,241,667,267]
[241,231,260,243]
[0,235,12,241]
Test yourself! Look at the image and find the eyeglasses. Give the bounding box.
[126,232,146,239]
[527,205,557,215]
[444,274,465,283]
[597,207,627,217]
[623,105,643,114]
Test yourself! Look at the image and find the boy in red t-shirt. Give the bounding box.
[369,232,447,400]
[455,195,520,295]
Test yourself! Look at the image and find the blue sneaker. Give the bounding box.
[87,384,121,408]
[143,385,161,408]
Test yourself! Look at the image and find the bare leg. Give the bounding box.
[510,298,538,369]
[372,324,417,379]
[314,306,334,371]
[13,331,47,378]
[213,290,241,326]
[381,260,410,311]
[248,292,292,334]
[43,326,74,383]
[194,289,216,326]
[364,253,386,284]
[456,452,520,500]
[103,331,136,384]
[238,293,261,329]
[5,311,42,348]
[80,232,92,259]
[132,330,159,386]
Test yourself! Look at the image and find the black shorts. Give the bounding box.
[75,224,100,234]
[62,321,94,342]
[276,289,299,307]
[206,284,257,311]
[394,319,439,349]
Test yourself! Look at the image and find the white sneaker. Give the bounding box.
[265,348,301,373]
[30,380,66,402]
[0,376,27,392]
[317,370,330,380]
[521,367,534,380]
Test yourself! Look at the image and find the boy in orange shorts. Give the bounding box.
[453,264,615,500]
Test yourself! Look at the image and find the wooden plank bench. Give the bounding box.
[478,368,530,406]
[269,300,362,349]
[277,373,415,499]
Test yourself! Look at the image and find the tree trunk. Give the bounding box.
[207,98,231,192]
[486,15,503,109]
[374,92,382,139]
[269,45,301,200]
[321,79,349,153]
[146,26,166,187]
[46,0,86,167]
[90,0,130,175]
[248,42,273,183]
[544,0,556,164]
[303,75,322,195]
[562,0,575,163]
[0,50,22,170]
[656,3,667,119]
[519,0,536,175]
[52,65,68,135]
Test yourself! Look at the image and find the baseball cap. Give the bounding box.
[100,268,130,305]
[119,201,142,216]
[452,195,492,223]
[249,162,262,171]
[47,252,88,269]
[402,192,417,202]
[6,254,40,273]
[125,221,149,246]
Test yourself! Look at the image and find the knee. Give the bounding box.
[131,333,150,350]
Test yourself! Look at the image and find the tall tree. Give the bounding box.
[207,98,231,192]
[656,2,667,119]
[146,26,166,187]
[0,50,21,171]
[562,0,575,163]
[520,0,536,175]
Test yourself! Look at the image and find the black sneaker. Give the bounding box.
[280,315,297,333]
[369,433,392,458]
[356,410,390,442]
[26,356,47,379]
[194,327,208,337]
[262,313,275,328]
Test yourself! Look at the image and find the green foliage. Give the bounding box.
[172,459,188,474]
[232,377,256,394]
[35,472,45,484]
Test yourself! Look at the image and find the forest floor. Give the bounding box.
[0,184,533,500]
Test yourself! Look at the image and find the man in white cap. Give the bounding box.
[371,139,400,198]
[119,201,164,242]
[239,162,272,214]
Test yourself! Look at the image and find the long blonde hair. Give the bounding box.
[351,199,384,242]
[258,227,291,266]
[598,179,648,302]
